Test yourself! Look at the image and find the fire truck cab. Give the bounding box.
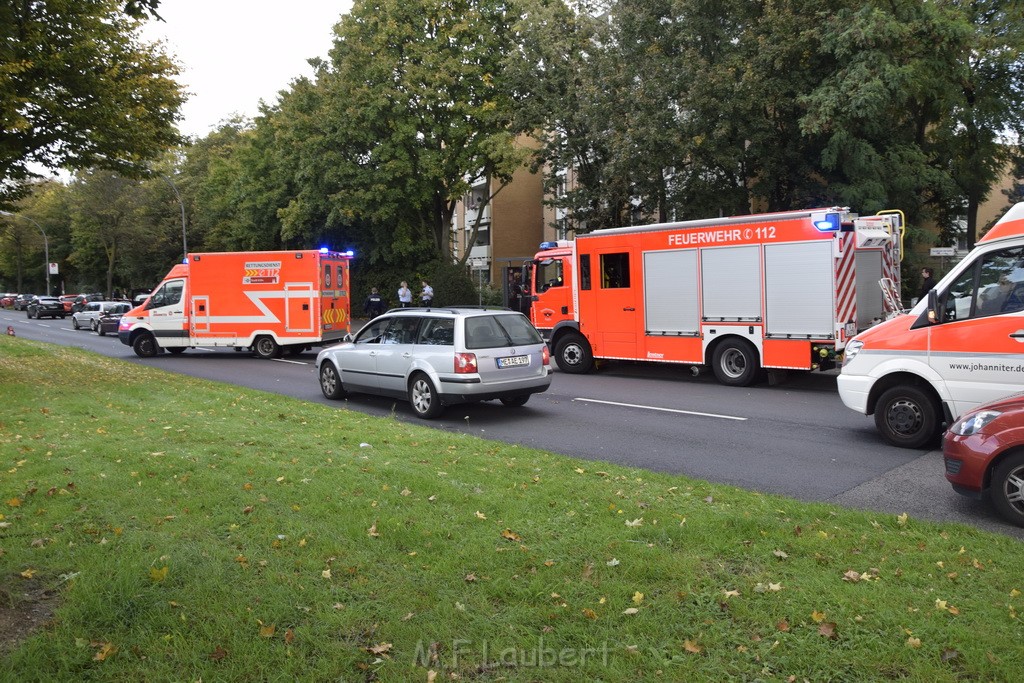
[528,208,904,386]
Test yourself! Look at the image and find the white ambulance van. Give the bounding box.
[838,202,1024,448]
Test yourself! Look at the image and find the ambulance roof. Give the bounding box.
[979,202,1024,244]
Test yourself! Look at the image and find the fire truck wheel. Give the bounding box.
[554,334,593,374]
[319,362,348,400]
[874,385,939,449]
[409,373,444,419]
[991,451,1024,527]
[711,339,759,387]
[253,335,282,359]
[132,332,158,358]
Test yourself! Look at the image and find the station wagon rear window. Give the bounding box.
[464,314,543,349]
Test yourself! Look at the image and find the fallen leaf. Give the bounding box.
[606,558,620,567]
[818,622,838,639]
[843,570,862,583]
[93,642,117,661]
[582,608,598,620]
[722,589,740,599]
[906,637,922,649]
[773,549,789,559]
[149,566,168,583]
[368,522,379,538]
[7,498,21,507]
[622,607,639,615]
[811,610,826,623]
[322,569,332,579]
[941,648,961,663]
[209,646,228,661]
[632,592,644,604]
[19,568,36,579]
[776,620,790,632]
[259,624,276,638]
[475,511,487,520]
[464,573,477,583]
[897,512,909,527]
[500,529,522,542]
[284,629,295,644]
[683,639,702,654]
[625,517,643,527]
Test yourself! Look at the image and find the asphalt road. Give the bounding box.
[3,309,1020,541]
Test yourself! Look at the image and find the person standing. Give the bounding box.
[918,267,935,301]
[420,280,434,307]
[397,281,413,307]
[363,287,386,319]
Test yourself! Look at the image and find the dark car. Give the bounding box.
[944,392,1024,527]
[95,302,132,336]
[13,294,36,311]
[26,296,67,319]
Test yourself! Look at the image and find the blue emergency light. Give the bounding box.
[539,241,560,250]
[813,213,842,232]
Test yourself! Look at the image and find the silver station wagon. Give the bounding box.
[315,307,552,418]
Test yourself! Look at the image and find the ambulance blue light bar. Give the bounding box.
[813,212,842,232]
[539,241,560,250]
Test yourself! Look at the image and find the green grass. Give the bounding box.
[1,335,1023,682]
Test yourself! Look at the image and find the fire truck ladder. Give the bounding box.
[879,277,903,319]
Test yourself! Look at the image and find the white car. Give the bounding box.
[72,301,129,331]
[315,308,552,418]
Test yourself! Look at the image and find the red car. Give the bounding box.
[944,393,1024,527]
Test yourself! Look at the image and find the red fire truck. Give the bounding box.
[527,207,904,386]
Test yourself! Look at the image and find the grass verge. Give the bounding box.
[1,336,1023,681]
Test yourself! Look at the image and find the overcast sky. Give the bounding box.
[141,1,354,139]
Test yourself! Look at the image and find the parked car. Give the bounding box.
[133,291,151,305]
[13,294,36,311]
[73,300,128,331]
[1,293,17,308]
[26,296,66,319]
[70,293,104,313]
[315,307,552,419]
[944,392,1024,527]
[95,302,132,336]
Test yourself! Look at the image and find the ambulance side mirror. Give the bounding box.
[926,289,939,324]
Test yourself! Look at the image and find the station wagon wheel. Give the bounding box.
[90,319,98,332]
[253,335,282,359]
[132,332,158,358]
[409,372,444,419]
[990,451,1024,527]
[554,333,593,374]
[500,395,530,407]
[319,362,347,400]
[72,317,81,329]
[711,339,759,387]
[873,385,939,449]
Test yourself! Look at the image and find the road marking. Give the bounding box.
[272,358,309,365]
[574,397,747,421]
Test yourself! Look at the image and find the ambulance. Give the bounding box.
[839,202,1024,448]
[528,207,904,386]
[119,249,353,358]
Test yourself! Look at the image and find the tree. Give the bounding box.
[278,0,529,265]
[0,0,184,200]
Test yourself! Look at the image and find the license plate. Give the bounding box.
[497,355,529,368]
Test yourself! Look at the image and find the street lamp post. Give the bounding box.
[0,210,50,296]
[161,174,187,262]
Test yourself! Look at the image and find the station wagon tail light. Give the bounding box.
[454,352,478,374]
[542,345,550,366]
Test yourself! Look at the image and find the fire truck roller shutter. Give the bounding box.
[765,242,834,338]
[701,246,760,320]
[643,249,699,335]
[854,251,883,329]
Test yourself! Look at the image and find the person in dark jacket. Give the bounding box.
[918,267,936,301]
[363,287,386,319]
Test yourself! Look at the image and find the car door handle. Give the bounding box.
[1011,330,1024,340]
[623,307,636,311]
[402,352,412,358]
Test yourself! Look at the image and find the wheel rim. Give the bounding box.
[561,343,583,367]
[255,338,276,357]
[720,348,746,379]
[885,399,923,437]
[321,366,337,395]
[411,378,433,414]
[1000,465,1024,517]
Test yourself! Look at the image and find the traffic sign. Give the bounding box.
[929,247,956,257]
